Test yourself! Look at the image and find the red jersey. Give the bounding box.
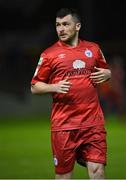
[31,40,109,131]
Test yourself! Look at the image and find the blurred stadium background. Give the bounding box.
[0,0,126,179]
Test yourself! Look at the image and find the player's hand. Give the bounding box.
[90,67,111,84]
[52,78,72,93]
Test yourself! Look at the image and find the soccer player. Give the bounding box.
[31,8,111,180]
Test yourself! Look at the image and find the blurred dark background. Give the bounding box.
[0,0,126,117]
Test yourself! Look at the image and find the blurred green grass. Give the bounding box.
[0,115,126,179]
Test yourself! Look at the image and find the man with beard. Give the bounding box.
[31,8,111,179]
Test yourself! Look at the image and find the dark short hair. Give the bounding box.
[56,8,81,23]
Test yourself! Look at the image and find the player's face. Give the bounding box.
[56,15,81,43]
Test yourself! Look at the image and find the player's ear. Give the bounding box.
[76,22,81,31]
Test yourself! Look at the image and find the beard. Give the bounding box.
[58,32,77,44]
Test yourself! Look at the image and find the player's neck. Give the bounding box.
[65,36,79,47]
[69,39,79,47]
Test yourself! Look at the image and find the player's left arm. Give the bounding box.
[90,46,111,84]
[90,66,111,84]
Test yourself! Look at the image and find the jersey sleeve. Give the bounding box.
[31,52,51,85]
[96,46,109,69]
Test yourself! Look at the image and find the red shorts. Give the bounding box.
[51,126,107,174]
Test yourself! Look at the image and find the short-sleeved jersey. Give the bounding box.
[31,40,109,131]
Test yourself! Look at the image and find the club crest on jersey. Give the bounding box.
[84,49,93,58]
[54,156,58,166]
[73,60,86,69]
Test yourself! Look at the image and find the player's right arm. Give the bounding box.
[31,52,71,94]
[31,79,71,94]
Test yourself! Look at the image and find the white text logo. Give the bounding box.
[58,53,66,59]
